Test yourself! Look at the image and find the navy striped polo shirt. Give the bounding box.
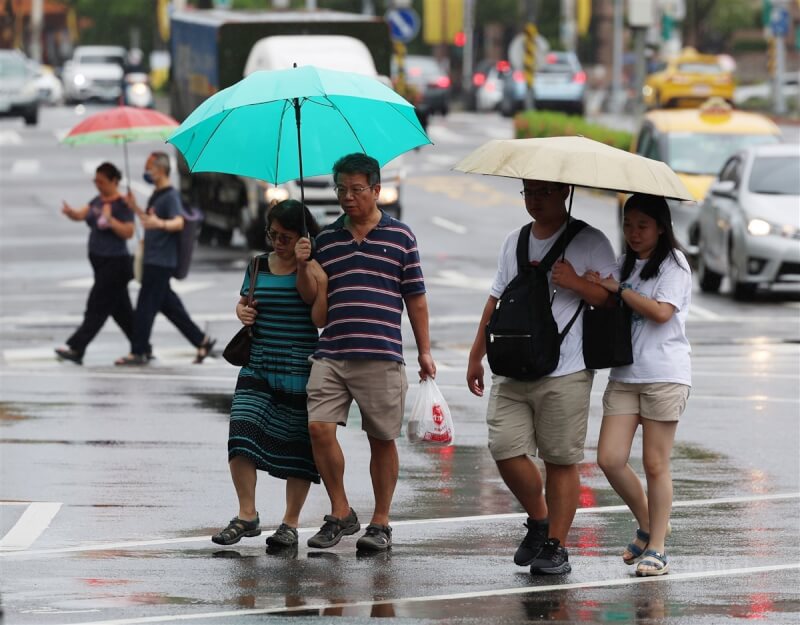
[313,211,426,363]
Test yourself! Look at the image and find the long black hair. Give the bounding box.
[620,193,688,282]
[266,199,320,238]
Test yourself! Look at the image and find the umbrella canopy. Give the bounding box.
[62,106,179,146]
[166,65,431,185]
[453,136,693,201]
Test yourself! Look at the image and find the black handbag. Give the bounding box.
[223,256,259,366]
[582,299,633,369]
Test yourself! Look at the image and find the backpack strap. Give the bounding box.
[515,222,534,275]
[540,219,588,272]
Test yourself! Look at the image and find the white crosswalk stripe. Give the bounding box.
[10,159,40,175]
[0,129,22,145]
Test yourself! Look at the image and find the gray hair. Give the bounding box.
[150,151,171,176]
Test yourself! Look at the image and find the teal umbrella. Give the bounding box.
[167,65,431,231]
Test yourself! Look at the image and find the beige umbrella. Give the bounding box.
[453,135,693,201]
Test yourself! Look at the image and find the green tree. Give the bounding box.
[683,0,759,51]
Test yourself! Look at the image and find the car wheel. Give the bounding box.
[697,248,722,293]
[728,244,756,300]
[23,109,38,126]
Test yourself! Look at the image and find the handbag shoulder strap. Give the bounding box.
[246,256,260,306]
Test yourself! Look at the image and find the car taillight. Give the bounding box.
[473,72,486,87]
[513,70,525,83]
[433,76,451,89]
[573,71,586,84]
[496,60,511,72]
[713,75,731,84]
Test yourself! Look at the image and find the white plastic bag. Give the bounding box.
[407,378,455,446]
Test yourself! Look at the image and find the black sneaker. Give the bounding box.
[266,523,298,547]
[356,523,392,552]
[514,517,549,566]
[307,508,360,548]
[55,347,83,365]
[529,538,571,575]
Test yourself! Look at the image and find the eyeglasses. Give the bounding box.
[334,185,374,197]
[520,187,556,199]
[266,229,297,245]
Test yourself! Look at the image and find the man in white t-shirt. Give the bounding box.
[466,179,616,575]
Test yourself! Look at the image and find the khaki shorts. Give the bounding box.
[306,357,408,440]
[603,380,690,422]
[486,370,594,465]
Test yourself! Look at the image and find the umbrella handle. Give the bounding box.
[293,96,307,238]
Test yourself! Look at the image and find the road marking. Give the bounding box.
[689,302,723,320]
[0,129,22,145]
[50,563,800,625]
[2,492,795,559]
[0,502,62,551]
[10,159,40,175]
[431,216,468,234]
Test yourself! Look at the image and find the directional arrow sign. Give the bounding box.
[386,7,420,44]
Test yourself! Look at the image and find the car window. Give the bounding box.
[78,54,125,66]
[718,157,740,183]
[0,55,27,77]
[666,133,780,175]
[748,156,800,195]
[677,62,722,74]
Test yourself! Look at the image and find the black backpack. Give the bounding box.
[485,219,587,381]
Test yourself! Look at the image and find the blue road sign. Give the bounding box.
[386,7,420,44]
[771,7,789,37]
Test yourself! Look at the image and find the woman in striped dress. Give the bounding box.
[213,200,327,548]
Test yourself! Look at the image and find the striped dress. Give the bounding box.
[228,255,320,483]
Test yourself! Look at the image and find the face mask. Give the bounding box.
[143,171,155,184]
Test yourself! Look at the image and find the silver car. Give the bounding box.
[695,143,800,299]
[0,50,39,125]
[62,45,126,103]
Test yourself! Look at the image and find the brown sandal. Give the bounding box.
[194,337,216,364]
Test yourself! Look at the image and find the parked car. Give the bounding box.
[473,59,513,112]
[62,45,126,103]
[625,99,781,255]
[393,55,451,116]
[31,63,63,105]
[500,51,586,117]
[694,143,800,299]
[643,47,735,109]
[0,50,39,125]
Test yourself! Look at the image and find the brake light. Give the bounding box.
[546,53,558,64]
[573,71,586,84]
[512,70,525,83]
[496,60,510,72]
[433,76,451,89]
[408,67,422,77]
[473,72,486,87]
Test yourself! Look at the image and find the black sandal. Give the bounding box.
[194,337,217,364]
[211,515,261,545]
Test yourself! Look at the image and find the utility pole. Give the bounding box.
[30,0,43,62]
[561,0,577,53]
[609,0,624,114]
[768,0,789,115]
[628,0,655,117]
[523,0,540,111]
[462,0,475,106]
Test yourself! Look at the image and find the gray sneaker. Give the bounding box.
[356,523,392,551]
[266,523,298,547]
[529,538,571,575]
[307,508,360,548]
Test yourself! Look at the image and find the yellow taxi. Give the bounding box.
[622,99,782,255]
[643,48,735,109]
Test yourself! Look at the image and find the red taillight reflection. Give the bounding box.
[473,72,486,87]
[496,60,511,72]
[513,70,525,83]
[573,71,587,84]
[408,67,422,77]
[433,76,451,89]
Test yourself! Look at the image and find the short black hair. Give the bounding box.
[332,153,380,186]
[266,199,320,238]
[95,161,121,182]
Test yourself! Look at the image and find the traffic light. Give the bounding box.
[767,36,776,75]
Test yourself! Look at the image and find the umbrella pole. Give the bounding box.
[293,97,307,237]
[561,184,575,262]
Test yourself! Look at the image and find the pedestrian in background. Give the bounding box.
[56,162,136,365]
[303,153,436,553]
[115,151,214,366]
[587,193,692,577]
[466,179,616,575]
[212,200,328,548]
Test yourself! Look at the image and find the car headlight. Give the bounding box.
[747,218,772,236]
[131,83,148,95]
[642,85,653,97]
[378,185,399,205]
[73,74,86,87]
[265,187,289,203]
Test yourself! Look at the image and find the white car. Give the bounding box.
[0,50,39,125]
[695,143,800,299]
[62,45,126,103]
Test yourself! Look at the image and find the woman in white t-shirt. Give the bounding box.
[587,193,692,578]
